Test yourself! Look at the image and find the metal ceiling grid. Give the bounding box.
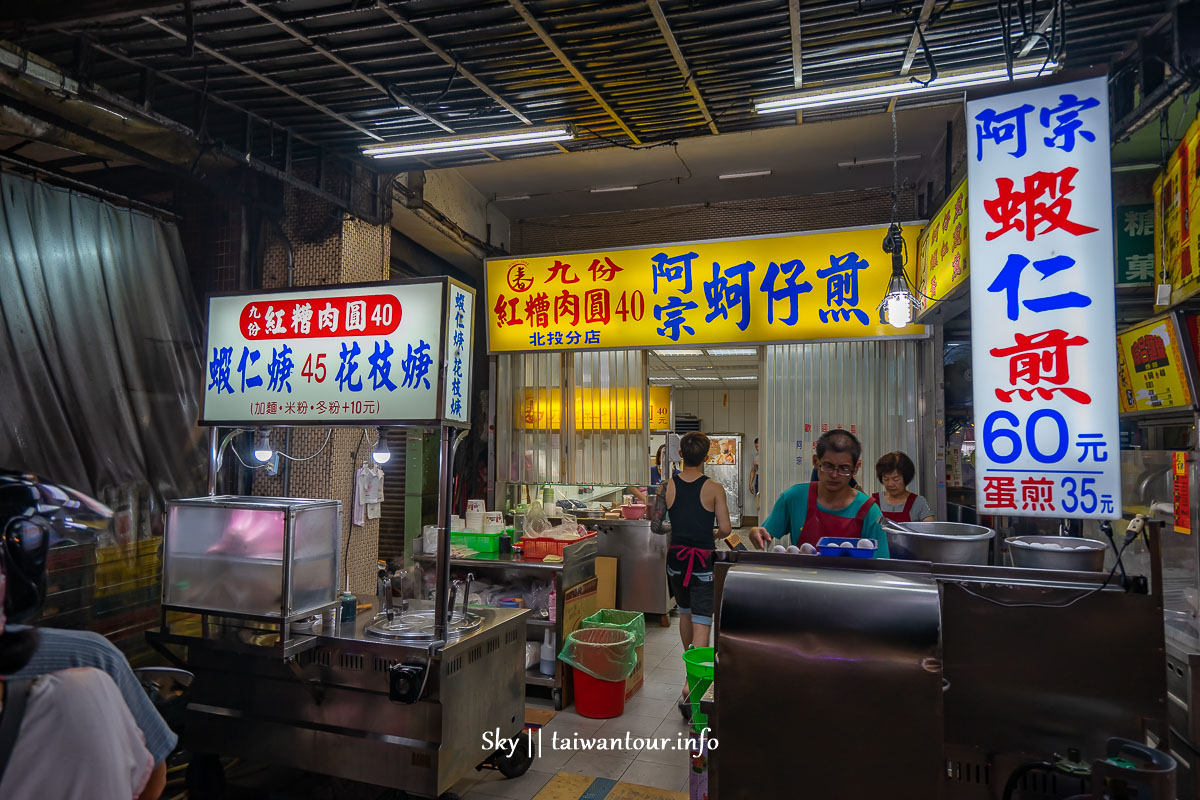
[649,347,760,386]
[8,0,1172,175]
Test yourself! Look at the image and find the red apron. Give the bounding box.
[872,492,917,523]
[798,483,877,548]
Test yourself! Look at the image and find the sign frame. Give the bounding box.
[199,276,476,429]
[914,178,970,323]
[1116,310,1199,418]
[484,221,931,355]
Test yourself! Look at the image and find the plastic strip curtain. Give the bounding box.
[759,340,923,521]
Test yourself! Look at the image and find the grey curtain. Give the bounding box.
[0,171,205,501]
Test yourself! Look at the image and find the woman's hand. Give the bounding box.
[749,527,773,550]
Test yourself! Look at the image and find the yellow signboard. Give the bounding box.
[1116,314,1194,413]
[1156,114,1200,307]
[914,180,969,318]
[486,225,924,352]
[515,385,671,430]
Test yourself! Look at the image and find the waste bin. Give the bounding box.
[582,609,647,699]
[683,647,715,733]
[559,627,638,719]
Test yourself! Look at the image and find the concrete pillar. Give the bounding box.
[253,187,391,597]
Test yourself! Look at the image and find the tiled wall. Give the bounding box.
[252,184,390,597]
[668,388,761,520]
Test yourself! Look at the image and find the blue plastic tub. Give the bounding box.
[816,537,876,557]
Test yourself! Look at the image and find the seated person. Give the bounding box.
[750,429,888,556]
[0,534,166,799]
[1,473,177,767]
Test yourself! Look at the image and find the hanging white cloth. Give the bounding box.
[354,463,384,526]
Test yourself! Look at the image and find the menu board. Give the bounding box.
[914,179,969,318]
[706,437,739,466]
[1116,313,1194,413]
[1155,114,1200,306]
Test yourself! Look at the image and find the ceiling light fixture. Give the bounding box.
[362,124,574,159]
[686,376,720,381]
[372,429,391,465]
[590,185,638,193]
[725,376,757,381]
[718,170,772,180]
[755,60,1058,114]
[653,349,705,356]
[706,348,757,356]
[878,223,916,329]
[496,194,532,201]
[837,155,921,168]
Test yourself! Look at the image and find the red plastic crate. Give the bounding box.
[521,531,596,560]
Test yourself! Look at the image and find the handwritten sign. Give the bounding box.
[1116,314,1193,413]
[915,179,969,317]
[968,76,1122,520]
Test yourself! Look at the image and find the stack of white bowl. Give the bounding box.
[450,515,466,533]
[464,511,485,533]
[483,511,506,535]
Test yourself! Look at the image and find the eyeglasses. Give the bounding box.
[817,462,855,476]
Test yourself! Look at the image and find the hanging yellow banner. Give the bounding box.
[1156,114,1200,307]
[914,180,969,318]
[515,386,672,430]
[486,224,924,352]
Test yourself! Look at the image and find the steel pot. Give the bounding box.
[884,521,995,565]
[1006,535,1107,571]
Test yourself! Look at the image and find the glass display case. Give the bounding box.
[163,496,341,621]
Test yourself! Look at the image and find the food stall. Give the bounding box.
[148,279,534,800]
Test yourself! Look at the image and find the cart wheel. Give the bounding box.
[552,688,562,709]
[185,753,226,800]
[492,735,535,779]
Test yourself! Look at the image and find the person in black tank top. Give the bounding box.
[668,474,717,549]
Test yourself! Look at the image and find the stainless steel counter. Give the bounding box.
[594,519,672,615]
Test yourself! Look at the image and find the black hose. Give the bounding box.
[1002,761,1055,800]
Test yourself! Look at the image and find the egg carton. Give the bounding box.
[816,537,877,558]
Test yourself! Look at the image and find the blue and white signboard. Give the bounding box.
[967,75,1122,519]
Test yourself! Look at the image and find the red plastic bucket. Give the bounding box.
[572,668,627,718]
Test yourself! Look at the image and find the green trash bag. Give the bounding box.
[581,609,646,648]
[558,627,638,682]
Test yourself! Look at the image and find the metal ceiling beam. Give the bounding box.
[507,0,642,144]
[646,0,718,135]
[1018,7,1057,58]
[139,14,386,141]
[890,0,938,113]
[239,0,453,135]
[375,1,533,127]
[788,0,803,88]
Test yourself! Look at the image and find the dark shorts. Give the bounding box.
[666,547,714,625]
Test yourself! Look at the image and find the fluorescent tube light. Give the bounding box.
[590,185,638,193]
[496,194,532,201]
[719,170,772,180]
[686,376,719,381]
[755,61,1058,114]
[654,349,705,356]
[838,154,921,168]
[362,125,573,158]
[725,376,757,380]
[707,348,757,356]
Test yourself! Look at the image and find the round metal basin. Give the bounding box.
[1006,535,1107,571]
[364,609,482,640]
[885,522,995,565]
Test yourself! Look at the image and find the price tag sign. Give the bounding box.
[967,76,1122,519]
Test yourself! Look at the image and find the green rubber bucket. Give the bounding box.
[682,647,715,733]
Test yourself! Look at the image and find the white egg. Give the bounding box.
[1075,545,1092,551]
[772,545,787,553]
[786,545,801,555]
[839,541,854,549]
[856,539,875,549]
[799,543,817,555]
[1045,543,1063,550]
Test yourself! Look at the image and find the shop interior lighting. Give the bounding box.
[372,429,391,465]
[755,60,1058,114]
[253,429,274,463]
[496,194,532,201]
[725,376,757,380]
[686,376,720,381]
[706,348,757,356]
[362,125,574,159]
[653,349,705,356]
[718,170,772,180]
[590,185,638,193]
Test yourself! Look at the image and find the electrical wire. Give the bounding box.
[229,427,334,470]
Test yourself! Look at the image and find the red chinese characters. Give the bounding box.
[989,329,1092,404]
[982,167,1099,242]
[239,295,400,339]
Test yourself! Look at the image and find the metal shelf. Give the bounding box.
[526,618,554,628]
[525,668,557,687]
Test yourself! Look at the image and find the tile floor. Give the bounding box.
[453,615,697,799]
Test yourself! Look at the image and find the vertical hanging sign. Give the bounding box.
[967,75,1122,519]
[444,280,474,424]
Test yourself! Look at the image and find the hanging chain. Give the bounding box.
[891,105,900,224]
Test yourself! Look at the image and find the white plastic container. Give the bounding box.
[539,630,556,676]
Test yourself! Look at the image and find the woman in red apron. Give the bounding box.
[872,451,935,524]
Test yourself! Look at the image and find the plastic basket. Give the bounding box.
[816,537,875,558]
[450,531,501,553]
[521,531,596,560]
[683,647,715,734]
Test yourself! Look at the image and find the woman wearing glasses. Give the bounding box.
[748,429,889,556]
